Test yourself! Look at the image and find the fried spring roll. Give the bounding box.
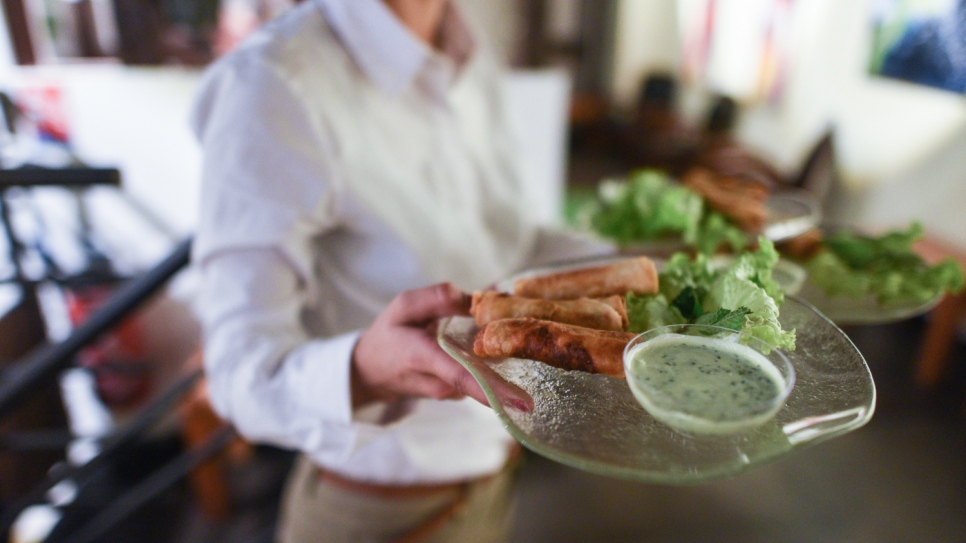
[513,257,658,300]
[596,295,629,330]
[682,167,769,232]
[470,292,626,332]
[473,318,635,378]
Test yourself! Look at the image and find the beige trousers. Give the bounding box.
[276,455,518,543]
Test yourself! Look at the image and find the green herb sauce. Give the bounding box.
[626,334,786,434]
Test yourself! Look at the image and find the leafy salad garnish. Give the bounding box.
[578,170,750,254]
[807,222,965,305]
[695,307,753,330]
[626,238,796,351]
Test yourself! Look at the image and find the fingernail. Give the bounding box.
[507,399,531,412]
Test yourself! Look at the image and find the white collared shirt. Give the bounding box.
[191,0,610,484]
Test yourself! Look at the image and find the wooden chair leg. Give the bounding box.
[177,352,252,523]
[179,377,231,522]
[914,291,966,390]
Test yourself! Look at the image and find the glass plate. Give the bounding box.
[763,189,821,243]
[795,280,943,326]
[439,258,875,484]
[790,224,945,325]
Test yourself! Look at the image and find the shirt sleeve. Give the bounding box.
[190,52,366,464]
[198,248,362,464]
[191,50,342,277]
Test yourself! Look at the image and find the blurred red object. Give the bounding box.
[64,285,154,410]
[17,84,71,143]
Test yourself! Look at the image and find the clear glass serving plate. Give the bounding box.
[438,257,875,484]
[762,189,821,242]
[791,224,945,325]
[795,280,943,326]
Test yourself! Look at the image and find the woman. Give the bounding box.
[191,0,606,541]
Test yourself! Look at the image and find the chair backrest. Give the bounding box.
[501,69,573,226]
[789,131,836,202]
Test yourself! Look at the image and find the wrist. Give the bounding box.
[350,336,379,409]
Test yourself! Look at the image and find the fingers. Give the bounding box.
[407,334,534,411]
[439,364,490,407]
[361,305,531,411]
[399,333,488,405]
[386,283,471,326]
[472,361,535,412]
[399,373,458,401]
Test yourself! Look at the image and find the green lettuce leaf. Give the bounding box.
[708,273,796,351]
[924,259,966,296]
[658,252,718,302]
[694,210,751,254]
[626,292,686,334]
[627,241,796,351]
[670,286,705,320]
[694,306,752,331]
[726,237,785,305]
[807,251,871,298]
[586,170,750,253]
[824,222,922,269]
[590,171,705,245]
[810,223,965,305]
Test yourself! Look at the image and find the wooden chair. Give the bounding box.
[912,237,966,391]
[177,351,252,523]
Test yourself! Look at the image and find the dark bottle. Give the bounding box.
[692,94,782,189]
[620,73,699,175]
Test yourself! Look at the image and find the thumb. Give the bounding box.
[385,283,471,325]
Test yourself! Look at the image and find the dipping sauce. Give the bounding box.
[626,333,788,435]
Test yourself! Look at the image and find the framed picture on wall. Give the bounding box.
[870,0,966,93]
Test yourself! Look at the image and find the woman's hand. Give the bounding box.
[351,283,532,411]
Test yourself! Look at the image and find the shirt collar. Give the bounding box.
[313,0,475,96]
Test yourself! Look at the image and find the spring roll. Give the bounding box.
[596,295,629,330]
[473,318,635,378]
[513,257,658,300]
[682,167,769,232]
[470,292,627,332]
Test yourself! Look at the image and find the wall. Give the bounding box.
[609,0,682,108]
[0,6,15,70]
[606,0,966,185]
[4,65,204,236]
[857,123,966,248]
[2,61,572,235]
[455,0,522,65]
[736,0,966,187]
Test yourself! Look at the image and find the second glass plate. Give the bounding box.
[796,280,944,325]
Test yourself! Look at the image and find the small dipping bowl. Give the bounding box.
[624,324,795,436]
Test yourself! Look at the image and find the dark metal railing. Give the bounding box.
[0,238,193,417]
[0,235,238,542]
[0,162,236,541]
[0,368,204,533]
[63,425,235,543]
[0,167,121,189]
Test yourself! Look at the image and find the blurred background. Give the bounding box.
[0,0,964,542]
